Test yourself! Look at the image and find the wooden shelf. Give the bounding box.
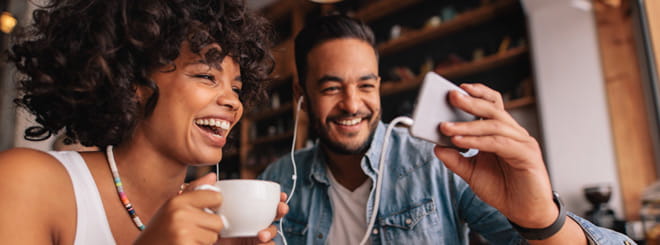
[222,149,239,159]
[247,102,293,121]
[251,130,294,145]
[271,38,295,82]
[377,0,517,56]
[504,96,535,110]
[242,163,271,178]
[270,72,294,88]
[380,46,529,96]
[354,0,423,23]
[438,46,528,78]
[273,36,293,52]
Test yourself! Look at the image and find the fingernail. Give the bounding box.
[451,91,465,98]
[444,122,453,127]
[194,184,220,192]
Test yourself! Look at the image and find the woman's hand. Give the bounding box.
[134,173,223,245]
[218,192,289,245]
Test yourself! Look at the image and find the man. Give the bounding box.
[260,15,633,244]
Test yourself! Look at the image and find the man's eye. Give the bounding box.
[359,83,375,89]
[321,87,340,93]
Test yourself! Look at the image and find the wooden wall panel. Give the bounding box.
[646,0,660,79]
[593,0,658,220]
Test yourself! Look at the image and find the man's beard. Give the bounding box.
[308,107,381,155]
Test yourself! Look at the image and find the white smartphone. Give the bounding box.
[409,72,477,148]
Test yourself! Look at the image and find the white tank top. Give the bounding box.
[48,151,116,245]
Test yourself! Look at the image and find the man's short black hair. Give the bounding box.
[294,14,376,89]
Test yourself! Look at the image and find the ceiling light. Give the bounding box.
[1,12,17,34]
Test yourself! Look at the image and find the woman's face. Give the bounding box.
[138,43,243,165]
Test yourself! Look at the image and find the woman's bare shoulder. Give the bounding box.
[0,148,76,199]
[0,148,67,177]
[0,148,76,244]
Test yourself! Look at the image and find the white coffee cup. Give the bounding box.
[195,180,280,238]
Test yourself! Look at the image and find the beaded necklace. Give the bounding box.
[106,145,146,231]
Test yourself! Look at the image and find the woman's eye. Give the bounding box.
[232,86,242,94]
[193,74,216,84]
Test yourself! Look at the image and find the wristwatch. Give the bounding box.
[508,191,567,240]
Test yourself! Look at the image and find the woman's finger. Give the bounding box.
[184,208,225,233]
[275,202,289,220]
[194,229,220,245]
[182,173,217,193]
[175,189,223,212]
[274,192,289,220]
[257,225,278,242]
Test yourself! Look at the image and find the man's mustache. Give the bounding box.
[327,111,372,122]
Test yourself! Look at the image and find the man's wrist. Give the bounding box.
[508,191,567,240]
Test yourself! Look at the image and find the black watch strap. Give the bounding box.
[508,191,567,240]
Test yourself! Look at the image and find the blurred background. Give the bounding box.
[1,0,659,243]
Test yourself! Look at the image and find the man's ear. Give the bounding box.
[293,82,307,112]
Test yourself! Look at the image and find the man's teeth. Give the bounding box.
[336,118,362,126]
[195,119,231,130]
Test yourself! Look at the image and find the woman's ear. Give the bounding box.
[134,84,153,106]
[135,85,146,104]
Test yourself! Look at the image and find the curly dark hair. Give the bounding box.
[8,0,274,148]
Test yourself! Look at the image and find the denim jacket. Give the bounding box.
[259,122,635,244]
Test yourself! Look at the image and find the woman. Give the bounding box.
[0,0,287,244]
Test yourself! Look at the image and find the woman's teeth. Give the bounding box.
[336,118,362,126]
[195,119,231,136]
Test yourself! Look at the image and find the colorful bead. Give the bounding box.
[107,145,146,231]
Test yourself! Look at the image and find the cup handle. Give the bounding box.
[193,184,222,214]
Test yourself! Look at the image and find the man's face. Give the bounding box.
[303,38,381,155]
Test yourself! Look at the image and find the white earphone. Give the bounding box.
[278,95,304,245]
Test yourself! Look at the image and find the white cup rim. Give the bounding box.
[218,179,280,186]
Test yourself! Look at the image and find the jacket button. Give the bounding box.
[317,233,323,239]
[405,218,413,225]
[372,228,379,235]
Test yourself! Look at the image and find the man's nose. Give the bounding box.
[339,87,360,114]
